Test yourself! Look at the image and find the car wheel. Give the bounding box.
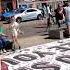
[16,17,22,23]
[37,14,43,20]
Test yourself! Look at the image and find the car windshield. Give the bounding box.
[12,10,20,13]
[18,8,25,13]
[2,10,20,17]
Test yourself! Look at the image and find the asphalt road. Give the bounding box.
[2,19,61,48]
[19,19,47,37]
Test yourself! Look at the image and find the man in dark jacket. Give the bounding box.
[55,3,64,27]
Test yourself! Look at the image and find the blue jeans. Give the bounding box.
[0,40,3,49]
[65,19,70,25]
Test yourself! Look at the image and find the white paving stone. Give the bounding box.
[1,38,70,70]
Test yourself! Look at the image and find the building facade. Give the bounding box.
[0,0,68,14]
[17,0,68,9]
[0,0,17,13]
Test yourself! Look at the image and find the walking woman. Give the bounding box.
[10,17,21,50]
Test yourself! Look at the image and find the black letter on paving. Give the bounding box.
[56,55,70,64]
[15,67,33,70]
[48,46,70,52]
[2,58,19,65]
[33,51,55,57]
[31,62,60,70]
[13,54,37,61]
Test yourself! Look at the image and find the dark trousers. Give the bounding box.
[56,19,61,27]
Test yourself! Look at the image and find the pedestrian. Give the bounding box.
[54,3,64,28]
[46,4,52,17]
[0,23,5,35]
[63,3,70,35]
[10,17,21,50]
[0,23,7,53]
[49,5,52,12]
[46,4,53,30]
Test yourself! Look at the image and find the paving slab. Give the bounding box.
[1,38,70,70]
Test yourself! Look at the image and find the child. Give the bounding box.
[10,17,21,50]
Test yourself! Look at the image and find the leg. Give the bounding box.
[12,36,21,50]
[57,20,61,28]
[12,30,21,50]
[46,17,51,31]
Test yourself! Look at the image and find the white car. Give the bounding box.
[14,8,43,22]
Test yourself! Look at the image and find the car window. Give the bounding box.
[22,5,27,8]
[26,9,37,12]
[18,8,25,13]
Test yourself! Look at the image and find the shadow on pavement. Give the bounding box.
[41,32,49,36]
[44,36,59,39]
[34,26,47,28]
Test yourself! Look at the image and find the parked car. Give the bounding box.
[2,8,26,22]
[2,10,19,21]
[14,8,43,23]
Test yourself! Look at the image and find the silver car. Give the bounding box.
[14,8,43,23]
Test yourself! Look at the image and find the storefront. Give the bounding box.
[0,0,17,13]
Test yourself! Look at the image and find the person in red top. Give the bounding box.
[1,61,8,70]
[0,55,8,70]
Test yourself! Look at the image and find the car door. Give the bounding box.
[20,10,27,21]
[21,9,31,21]
[25,9,37,20]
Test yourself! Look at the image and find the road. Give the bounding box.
[17,19,59,48]
[2,18,60,48]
